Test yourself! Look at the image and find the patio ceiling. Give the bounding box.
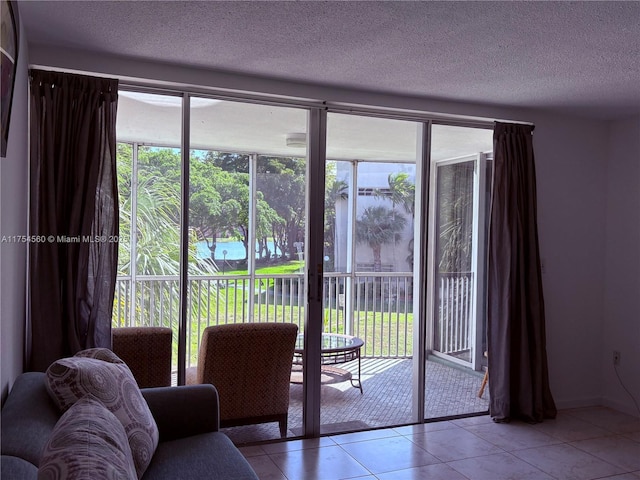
[117,91,493,162]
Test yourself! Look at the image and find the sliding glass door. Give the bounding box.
[113,91,183,376]
[321,113,420,432]
[113,88,497,443]
[425,124,493,419]
[187,98,309,443]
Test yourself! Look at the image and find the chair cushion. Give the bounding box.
[45,348,158,478]
[38,395,137,480]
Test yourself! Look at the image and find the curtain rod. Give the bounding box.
[31,64,534,128]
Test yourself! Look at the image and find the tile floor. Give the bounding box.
[240,406,640,480]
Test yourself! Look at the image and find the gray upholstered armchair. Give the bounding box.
[186,322,298,437]
[112,327,173,388]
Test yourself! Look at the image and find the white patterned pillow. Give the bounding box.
[45,348,158,478]
[38,395,137,480]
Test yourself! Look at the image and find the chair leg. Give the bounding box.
[278,415,288,438]
[478,370,489,398]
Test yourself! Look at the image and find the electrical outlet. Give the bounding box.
[613,350,621,366]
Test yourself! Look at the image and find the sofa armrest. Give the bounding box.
[141,384,220,441]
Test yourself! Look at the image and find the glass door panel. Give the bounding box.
[323,113,419,433]
[113,91,183,380]
[426,124,492,419]
[189,97,308,443]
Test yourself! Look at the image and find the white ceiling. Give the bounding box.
[116,90,493,161]
[19,1,640,121]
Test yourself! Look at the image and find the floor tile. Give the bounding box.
[594,474,640,480]
[624,430,640,443]
[571,435,640,471]
[463,420,561,451]
[376,463,470,480]
[268,445,371,480]
[330,427,400,444]
[239,445,268,457]
[530,411,613,442]
[245,455,287,480]
[339,435,441,474]
[447,452,555,480]
[451,415,494,427]
[261,436,336,454]
[243,406,639,480]
[393,420,460,436]
[408,427,503,462]
[511,443,626,480]
[564,407,640,434]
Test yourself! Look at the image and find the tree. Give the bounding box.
[114,143,215,329]
[356,205,407,272]
[116,145,210,276]
[189,154,247,262]
[375,172,416,269]
[383,172,415,216]
[256,156,306,260]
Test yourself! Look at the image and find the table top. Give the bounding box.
[294,333,364,354]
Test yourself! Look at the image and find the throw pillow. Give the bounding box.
[45,348,158,478]
[38,395,137,480]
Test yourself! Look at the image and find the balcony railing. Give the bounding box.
[435,272,473,357]
[113,272,472,366]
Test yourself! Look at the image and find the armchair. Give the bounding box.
[112,327,173,388]
[186,322,298,437]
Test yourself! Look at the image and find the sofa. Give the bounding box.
[1,371,259,479]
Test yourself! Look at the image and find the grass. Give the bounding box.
[224,260,304,276]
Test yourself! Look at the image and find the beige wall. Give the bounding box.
[602,115,640,415]
[0,8,29,404]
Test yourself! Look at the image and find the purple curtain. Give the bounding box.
[487,122,556,423]
[28,70,119,372]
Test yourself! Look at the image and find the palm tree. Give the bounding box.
[356,205,407,272]
[114,152,216,329]
[382,172,415,216]
[376,172,415,268]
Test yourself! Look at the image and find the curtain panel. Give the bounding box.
[487,122,556,423]
[28,70,119,372]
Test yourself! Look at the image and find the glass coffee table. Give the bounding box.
[291,333,364,393]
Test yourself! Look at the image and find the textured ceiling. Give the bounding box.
[19,1,640,120]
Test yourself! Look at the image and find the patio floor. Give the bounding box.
[221,356,490,445]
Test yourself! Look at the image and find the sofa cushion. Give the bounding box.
[38,395,137,480]
[142,432,258,480]
[0,372,59,467]
[1,455,38,480]
[45,348,158,478]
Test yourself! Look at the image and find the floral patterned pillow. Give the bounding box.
[45,348,158,478]
[38,395,137,480]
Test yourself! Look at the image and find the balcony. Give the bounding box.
[113,272,489,443]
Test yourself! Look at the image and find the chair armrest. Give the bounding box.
[141,384,220,441]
